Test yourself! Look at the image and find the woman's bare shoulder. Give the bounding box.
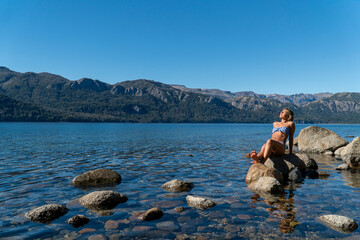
[287,121,295,128]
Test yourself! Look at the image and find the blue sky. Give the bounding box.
[1,0,359,94]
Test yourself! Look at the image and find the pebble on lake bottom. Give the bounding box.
[67,215,89,228]
[174,206,185,213]
[79,228,96,234]
[132,226,153,232]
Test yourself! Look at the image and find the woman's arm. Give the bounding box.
[289,122,296,154]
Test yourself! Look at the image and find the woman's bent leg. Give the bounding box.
[263,140,285,162]
[251,143,266,164]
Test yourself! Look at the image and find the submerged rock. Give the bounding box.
[141,207,164,221]
[79,190,127,210]
[186,195,216,210]
[318,171,330,177]
[72,169,121,187]
[156,221,179,231]
[161,179,193,192]
[25,204,68,223]
[174,207,185,213]
[339,137,360,166]
[319,215,358,233]
[297,126,348,153]
[67,215,89,228]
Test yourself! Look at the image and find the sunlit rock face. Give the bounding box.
[297,126,348,153]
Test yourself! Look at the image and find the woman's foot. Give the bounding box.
[250,151,260,164]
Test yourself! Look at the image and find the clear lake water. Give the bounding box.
[1,123,360,239]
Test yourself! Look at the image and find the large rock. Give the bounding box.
[319,215,358,233]
[334,146,346,156]
[79,190,127,210]
[25,204,68,223]
[340,137,360,166]
[264,154,306,179]
[72,169,121,187]
[297,126,348,153]
[186,196,216,210]
[296,153,318,170]
[247,176,284,195]
[161,179,193,192]
[245,163,283,184]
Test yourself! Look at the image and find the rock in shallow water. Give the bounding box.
[247,176,284,195]
[141,207,164,221]
[340,137,360,166]
[264,154,306,180]
[67,214,89,228]
[161,179,193,192]
[297,126,348,153]
[245,163,283,184]
[335,164,350,171]
[296,153,318,170]
[186,195,216,210]
[174,207,185,213]
[79,190,127,210]
[72,169,121,187]
[25,204,68,223]
[288,167,304,183]
[319,214,358,233]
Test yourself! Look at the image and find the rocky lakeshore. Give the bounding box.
[2,123,360,239]
[22,126,360,239]
[246,125,360,235]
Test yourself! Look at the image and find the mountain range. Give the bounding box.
[0,67,359,123]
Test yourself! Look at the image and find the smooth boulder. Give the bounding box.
[72,169,121,187]
[264,154,306,179]
[339,137,360,166]
[79,190,127,210]
[247,176,284,195]
[25,204,68,223]
[161,179,193,192]
[186,195,216,210]
[297,126,348,153]
[245,163,283,184]
[319,215,358,233]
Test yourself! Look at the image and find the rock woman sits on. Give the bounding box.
[251,108,295,164]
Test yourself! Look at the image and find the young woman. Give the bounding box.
[251,108,295,164]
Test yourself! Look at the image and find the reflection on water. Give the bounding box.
[1,123,360,239]
[250,189,298,234]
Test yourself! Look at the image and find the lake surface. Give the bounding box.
[1,123,360,239]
